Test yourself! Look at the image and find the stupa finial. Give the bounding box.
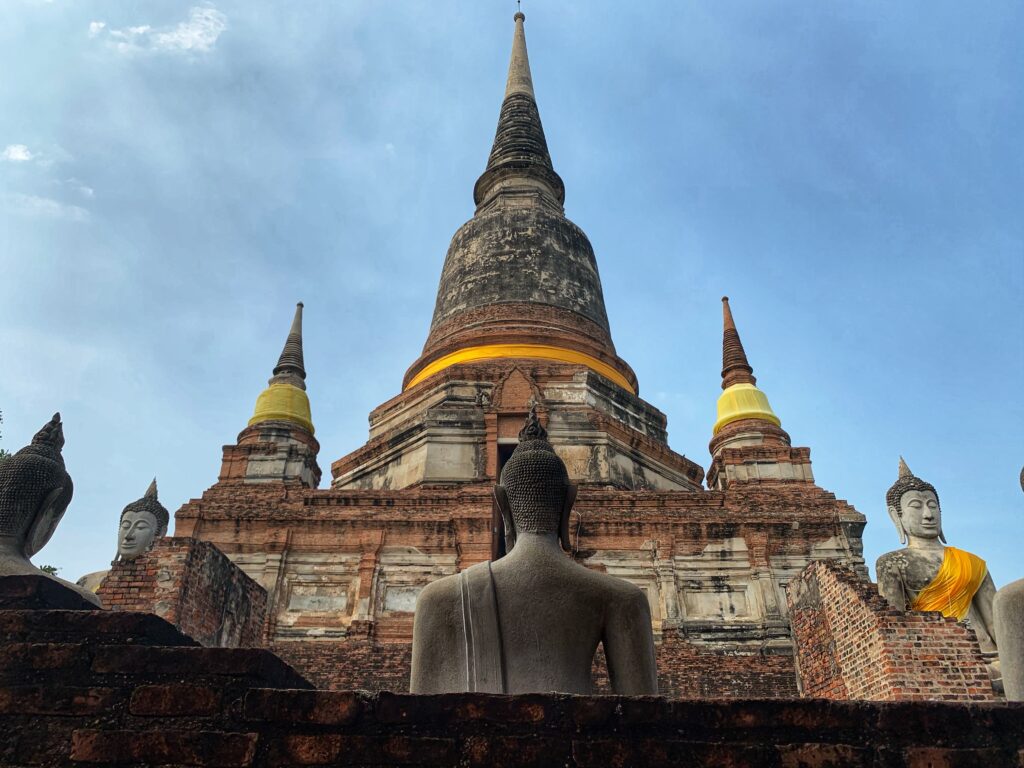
[721,297,756,389]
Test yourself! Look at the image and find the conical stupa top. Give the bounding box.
[271,302,306,389]
[721,297,755,389]
[712,298,781,436]
[403,13,637,396]
[249,303,315,434]
[473,13,565,208]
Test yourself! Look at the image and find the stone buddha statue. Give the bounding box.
[77,479,169,593]
[876,458,998,656]
[411,409,658,695]
[0,413,100,606]
[992,468,1024,701]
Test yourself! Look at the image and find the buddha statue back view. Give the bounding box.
[411,409,658,695]
[0,413,100,606]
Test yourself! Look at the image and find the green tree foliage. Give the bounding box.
[39,565,60,576]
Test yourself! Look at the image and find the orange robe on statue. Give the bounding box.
[910,546,987,621]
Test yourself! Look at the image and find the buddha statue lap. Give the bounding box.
[876,458,999,676]
[77,479,169,594]
[0,413,100,606]
[411,409,658,695]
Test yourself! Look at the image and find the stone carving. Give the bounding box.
[0,413,100,606]
[78,479,169,593]
[876,458,999,670]
[992,467,1024,700]
[411,408,658,695]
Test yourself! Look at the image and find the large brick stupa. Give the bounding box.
[175,13,866,696]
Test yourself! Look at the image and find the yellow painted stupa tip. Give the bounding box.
[249,383,314,435]
[713,383,781,436]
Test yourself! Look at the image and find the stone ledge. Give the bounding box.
[0,575,98,611]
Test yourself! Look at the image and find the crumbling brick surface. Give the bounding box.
[98,537,268,648]
[172,476,867,697]
[1,578,1022,768]
[787,560,998,701]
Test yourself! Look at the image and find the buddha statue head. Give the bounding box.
[494,407,576,553]
[886,457,945,546]
[117,479,169,560]
[0,413,74,568]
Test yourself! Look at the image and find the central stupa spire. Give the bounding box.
[473,12,565,209]
[505,11,533,97]
[403,13,637,394]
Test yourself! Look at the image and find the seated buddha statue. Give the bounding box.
[77,479,169,594]
[0,413,100,606]
[876,458,998,657]
[411,409,658,695]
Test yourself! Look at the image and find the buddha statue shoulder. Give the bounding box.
[411,409,658,695]
[77,479,169,593]
[0,413,100,606]
[875,458,998,653]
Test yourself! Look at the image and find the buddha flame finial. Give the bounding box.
[518,404,547,441]
[897,456,912,479]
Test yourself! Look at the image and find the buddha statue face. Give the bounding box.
[885,458,945,546]
[117,509,159,559]
[895,489,942,540]
[116,479,169,561]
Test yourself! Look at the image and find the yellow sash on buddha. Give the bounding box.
[910,547,987,621]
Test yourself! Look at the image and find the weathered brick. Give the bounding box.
[91,645,310,688]
[462,735,572,767]
[777,743,871,768]
[572,738,774,768]
[129,684,222,717]
[787,562,998,702]
[268,734,457,766]
[243,689,361,725]
[0,686,119,716]
[70,729,257,766]
[903,747,1015,768]
[98,538,267,650]
[0,609,196,647]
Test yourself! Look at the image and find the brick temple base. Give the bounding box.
[787,560,998,701]
[2,575,1023,767]
[99,537,268,648]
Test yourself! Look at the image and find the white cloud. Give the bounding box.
[153,8,226,52]
[64,178,95,199]
[2,144,34,162]
[90,7,226,55]
[4,193,89,222]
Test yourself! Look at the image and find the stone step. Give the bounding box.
[0,609,197,647]
[0,575,97,611]
[0,641,311,691]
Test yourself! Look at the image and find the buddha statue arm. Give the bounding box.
[410,579,462,694]
[876,553,910,611]
[972,572,998,647]
[603,588,658,695]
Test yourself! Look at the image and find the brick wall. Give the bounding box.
[272,636,797,698]
[99,537,268,648]
[787,560,998,701]
[2,576,1023,768]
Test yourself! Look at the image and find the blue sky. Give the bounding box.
[1,1,1021,586]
